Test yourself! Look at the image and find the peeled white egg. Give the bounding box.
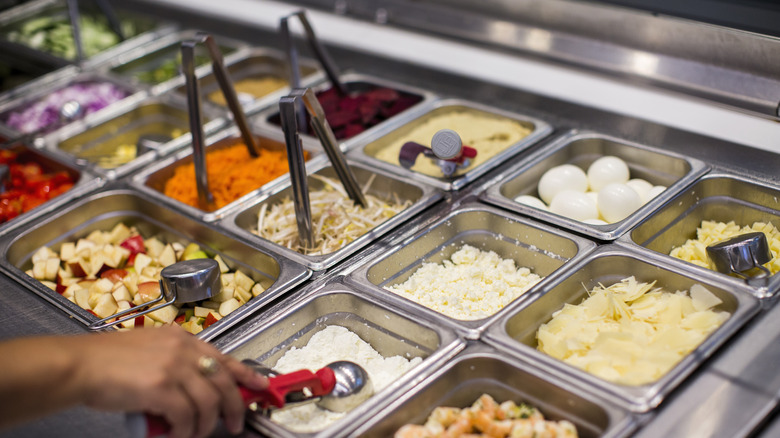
[585,191,599,205]
[587,156,630,192]
[515,195,549,211]
[598,183,642,223]
[550,190,599,221]
[583,218,608,225]
[537,164,588,204]
[647,185,667,200]
[626,178,654,203]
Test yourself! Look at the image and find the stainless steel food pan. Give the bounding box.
[0,188,311,341]
[106,30,247,97]
[0,71,147,138]
[254,72,434,147]
[351,342,635,438]
[173,47,322,117]
[131,125,323,222]
[0,143,101,235]
[353,98,553,191]
[38,94,225,180]
[483,245,759,412]
[217,282,464,438]
[226,159,442,271]
[482,130,708,240]
[348,203,596,338]
[622,172,780,298]
[0,0,172,69]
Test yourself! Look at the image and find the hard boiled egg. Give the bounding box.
[647,185,667,200]
[537,164,588,204]
[598,183,642,223]
[588,156,630,192]
[626,178,653,203]
[514,195,549,211]
[550,190,599,221]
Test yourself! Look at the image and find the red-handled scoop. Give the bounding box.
[136,366,337,437]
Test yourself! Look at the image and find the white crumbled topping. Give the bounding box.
[270,325,422,432]
[386,244,542,320]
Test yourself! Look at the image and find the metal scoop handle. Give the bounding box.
[706,231,773,282]
[280,10,346,95]
[88,259,221,331]
[136,367,336,437]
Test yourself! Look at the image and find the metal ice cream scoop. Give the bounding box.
[706,232,773,283]
[399,129,477,177]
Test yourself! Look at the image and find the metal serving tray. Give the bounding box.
[0,188,311,341]
[38,94,225,180]
[348,203,596,338]
[621,172,780,298]
[351,342,636,438]
[105,30,247,97]
[483,245,760,412]
[131,125,322,222]
[0,71,146,138]
[0,142,101,235]
[354,98,553,191]
[255,72,434,147]
[481,130,708,240]
[226,159,442,271]
[0,0,171,69]
[173,47,322,117]
[217,281,464,438]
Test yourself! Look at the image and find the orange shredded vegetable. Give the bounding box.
[163,140,307,210]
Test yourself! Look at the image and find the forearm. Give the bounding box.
[0,336,86,429]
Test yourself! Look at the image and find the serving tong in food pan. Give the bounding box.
[130,360,372,437]
[181,32,261,210]
[707,232,773,286]
[399,128,478,177]
[279,87,367,249]
[65,0,126,63]
[89,258,222,330]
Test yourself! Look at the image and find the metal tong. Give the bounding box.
[280,9,346,95]
[706,232,773,285]
[399,129,477,177]
[89,258,221,331]
[279,88,367,249]
[181,32,261,209]
[65,0,126,63]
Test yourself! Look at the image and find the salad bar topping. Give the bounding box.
[27,222,265,335]
[0,149,74,224]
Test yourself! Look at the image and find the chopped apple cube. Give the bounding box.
[158,244,177,267]
[67,259,89,278]
[74,289,91,309]
[211,284,234,303]
[219,298,241,317]
[75,238,96,255]
[221,273,235,287]
[234,286,251,304]
[59,242,76,261]
[214,255,229,273]
[40,280,57,291]
[251,283,266,298]
[133,253,152,274]
[86,230,108,245]
[112,284,133,302]
[62,284,81,299]
[148,304,179,324]
[32,246,57,264]
[108,223,132,245]
[234,271,254,291]
[181,320,203,335]
[32,260,46,280]
[193,306,212,318]
[145,238,165,258]
[93,293,118,318]
[135,281,161,304]
[44,258,60,281]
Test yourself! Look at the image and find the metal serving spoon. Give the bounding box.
[706,231,773,285]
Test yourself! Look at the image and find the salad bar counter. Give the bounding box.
[1,0,780,437]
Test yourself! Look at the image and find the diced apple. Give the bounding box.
[40,280,57,291]
[211,284,234,303]
[86,230,108,245]
[193,306,212,318]
[200,300,220,310]
[108,223,132,245]
[203,312,220,329]
[138,274,157,284]
[90,253,111,277]
[32,260,46,280]
[234,271,254,292]
[123,272,140,296]
[221,273,235,287]
[76,279,96,289]
[141,266,161,279]
[75,238,96,256]
[112,246,130,267]
[234,286,251,304]
[158,244,177,267]
[44,258,60,281]
[90,278,114,295]
[62,284,81,299]
[251,283,266,298]
[59,242,76,261]
[74,288,91,309]
[32,247,57,264]
[67,258,89,278]
[214,255,229,273]
[180,320,203,335]
[148,304,179,324]
[101,268,128,283]
[93,293,118,318]
[219,298,241,317]
[135,281,161,304]
[133,253,152,274]
[145,238,165,258]
[112,284,133,302]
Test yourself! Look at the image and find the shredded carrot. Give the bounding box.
[163,139,308,210]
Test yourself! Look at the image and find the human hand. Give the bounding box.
[67,326,267,438]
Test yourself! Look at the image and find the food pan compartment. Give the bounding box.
[358,204,594,332]
[133,125,317,221]
[221,285,459,437]
[230,160,441,271]
[0,189,309,341]
[483,130,707,240]
[358,98,552,191]
[489,247,759,411]
[628,174,780,296]
[354,347,633,438]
